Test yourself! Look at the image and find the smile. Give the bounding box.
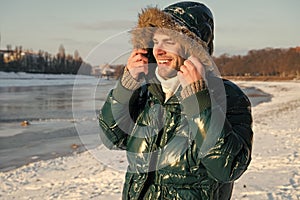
[157,59,172,65]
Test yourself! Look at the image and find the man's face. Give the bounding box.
[152,32,185,79]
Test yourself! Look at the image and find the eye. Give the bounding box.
[166,41,175,45]
[153,40,158,45]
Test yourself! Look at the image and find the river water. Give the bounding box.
[0,73,271,171]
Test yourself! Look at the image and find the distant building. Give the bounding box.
[0,49,16,63]
[92,64,125,79]
[0,49,37,64]
[0,46,89,74]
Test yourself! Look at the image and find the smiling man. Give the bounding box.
[98,1,253,199]
[153,32,185,78]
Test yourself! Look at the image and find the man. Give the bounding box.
[98,1,253,199]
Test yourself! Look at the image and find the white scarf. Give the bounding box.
[155,68,180,102]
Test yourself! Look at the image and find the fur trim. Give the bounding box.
[130,7,214,69]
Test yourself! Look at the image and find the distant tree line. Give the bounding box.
[1,44,299,78]
[0,44,92,75]
[213,47,300,78]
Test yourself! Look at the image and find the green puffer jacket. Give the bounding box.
[98,76,253,200]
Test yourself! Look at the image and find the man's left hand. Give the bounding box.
[177,55,206,88]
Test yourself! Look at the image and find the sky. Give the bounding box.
[0,0,299,65]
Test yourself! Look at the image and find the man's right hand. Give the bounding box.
[126,49,149,80]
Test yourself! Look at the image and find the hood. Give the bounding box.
[130,1,218,74]
[163,1,214,55]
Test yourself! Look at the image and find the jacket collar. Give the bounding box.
[147,75,182,105]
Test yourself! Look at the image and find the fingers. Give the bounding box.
[177,70,188,88]
[179,60,201,80]
[134,54,148,63]
[130,49,148,57]
[126,49,149,79]
[128,49,148,67]
[178,56,204,87]
[188,56,205,78]
[183,60,197,74]
[129,49,148,62]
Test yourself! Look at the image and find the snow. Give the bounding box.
[0,78,299,199]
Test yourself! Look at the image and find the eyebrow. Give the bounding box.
[152,37,174,43]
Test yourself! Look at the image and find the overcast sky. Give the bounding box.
[0,0,299,65]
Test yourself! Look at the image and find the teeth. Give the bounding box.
[158,60,169,64]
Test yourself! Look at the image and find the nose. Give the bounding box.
[153,45,166,56]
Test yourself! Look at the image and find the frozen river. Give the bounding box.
[0,72,270,171]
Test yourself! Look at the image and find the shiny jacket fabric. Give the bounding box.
[98,76,253,199]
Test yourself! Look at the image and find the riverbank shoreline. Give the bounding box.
[0,81,269,172]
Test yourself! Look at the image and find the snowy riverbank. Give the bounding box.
[0,79,299,199]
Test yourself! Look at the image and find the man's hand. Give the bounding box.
[177,55,206,88]
[126,49,149,80]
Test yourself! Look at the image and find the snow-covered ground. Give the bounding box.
[0,74,299,199]
[232,81,300,200]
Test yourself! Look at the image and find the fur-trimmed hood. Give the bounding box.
[130,2,217,72]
